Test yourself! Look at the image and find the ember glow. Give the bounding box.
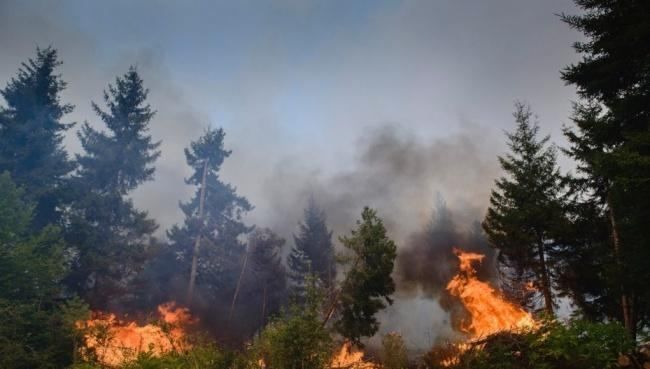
[446,248,536,338]
[77,302,193,367]
[331,342,377,369]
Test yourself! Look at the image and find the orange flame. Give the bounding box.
[331,342,377,369]
[77,302,193,367]
[446,248,536,338]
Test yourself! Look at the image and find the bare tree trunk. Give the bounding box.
[607,192,634,338]
[187,159,209,305]
[229,246,249,321]
[536,241,554,316]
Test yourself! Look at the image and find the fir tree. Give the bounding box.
[65,67,160,307]
[482,102,567,315]
[167,127,253,305]
[334,207,397,345]
[560,0,650,338]
[290,198,335,289]
[0,47,75,229]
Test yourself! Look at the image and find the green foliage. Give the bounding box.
[0,172,84,368]
[0,46,75,229]
[253,276,334,369]
[482,102,567,314]
[335,207,397,345]
[425,319,633,369]
[380,332,408,369]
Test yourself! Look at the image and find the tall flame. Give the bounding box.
[77,302,192,367]
[446,248,536,338]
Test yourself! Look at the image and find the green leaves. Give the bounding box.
[335,207,397,345]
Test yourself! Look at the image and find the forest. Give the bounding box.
[0,0,649,368]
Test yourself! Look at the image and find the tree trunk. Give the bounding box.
[607,191,634,338]
[187,159,209,304]
[536,241,554,316]
[229,246,249,321]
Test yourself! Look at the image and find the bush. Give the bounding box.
[252,276,334,369]
[423,319,634,369]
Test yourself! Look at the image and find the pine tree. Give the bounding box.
[334,207,397,345]
[65,67,160,307]
[482,102,567,316]
[560,0,650,338]
[0,47,75,229]
[290,198,335,289]
[167,127,253,305]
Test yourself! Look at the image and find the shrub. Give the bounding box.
[423,319,634,369]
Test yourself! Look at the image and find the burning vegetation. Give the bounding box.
[446,248,536,338]
[77,303,193,367]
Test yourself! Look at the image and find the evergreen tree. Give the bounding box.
[0,47,75,229]
[167,127,253,306]
[482,102,567,315]
[334,207,397,345]
[560,0,650,338]
[65,67,160,307]
[0,172,85,368]
[290,198,335,289]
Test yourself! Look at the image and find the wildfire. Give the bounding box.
[331,342,377,369]
[77,302,193,367]
[446,248,536,338]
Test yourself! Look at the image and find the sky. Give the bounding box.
[1,0,582,347]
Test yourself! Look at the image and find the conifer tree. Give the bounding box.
[0,47,75,229]
[334,207,397,345]
[66,67,160,307]
[0,172,80,368]
[560,0,650,338]
[290,198,335,289]
[482,102,567,315]
[167,127,253,305]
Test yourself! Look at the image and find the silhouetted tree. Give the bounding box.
[0,47,75,229]
[167,127,253,306]
[289,198,335,291]
[560,0,650,338]
[482,102,567,315]
[65,67,160,307]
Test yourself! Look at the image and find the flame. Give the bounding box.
[446,248,536,338]
[331,342,377,369]
[77,302,193,367]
